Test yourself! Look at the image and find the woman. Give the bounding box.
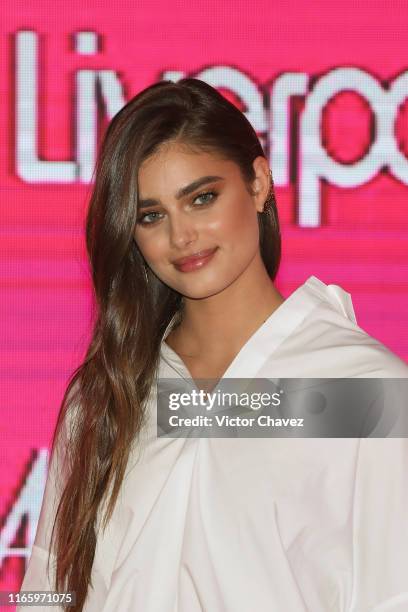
[18,78,408,612]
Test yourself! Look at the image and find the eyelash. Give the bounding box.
[136,191,218,226]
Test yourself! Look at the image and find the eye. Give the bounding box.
[193,190,218,206]
[136,211,163,226]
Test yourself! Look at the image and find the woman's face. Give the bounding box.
[134,141,270,299]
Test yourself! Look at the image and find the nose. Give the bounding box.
[168,211,198,249]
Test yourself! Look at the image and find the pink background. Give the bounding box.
[1,0,408,601]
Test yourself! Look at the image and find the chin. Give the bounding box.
[176,279,232,300]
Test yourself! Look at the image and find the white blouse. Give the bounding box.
[18,275,408,612]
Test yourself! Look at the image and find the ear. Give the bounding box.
[251,156,271,214]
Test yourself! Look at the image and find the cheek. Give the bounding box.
[206,198,259,243]
[134,231,165,263]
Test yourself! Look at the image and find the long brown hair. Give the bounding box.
[47,78,281,610]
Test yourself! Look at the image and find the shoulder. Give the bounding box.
[276,276,408,378]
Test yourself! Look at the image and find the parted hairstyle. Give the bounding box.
[47,78,281,611]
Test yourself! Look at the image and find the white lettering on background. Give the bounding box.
[14,31,408,226]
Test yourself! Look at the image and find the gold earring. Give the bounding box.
[142,264,149,284]
[263,169,275,214]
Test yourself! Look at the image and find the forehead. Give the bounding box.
[137,142,237,192]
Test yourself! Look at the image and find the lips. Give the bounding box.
[173,247,218,266]
[172,247,218,272]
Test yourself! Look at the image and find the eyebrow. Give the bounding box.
[138,175,225,209]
